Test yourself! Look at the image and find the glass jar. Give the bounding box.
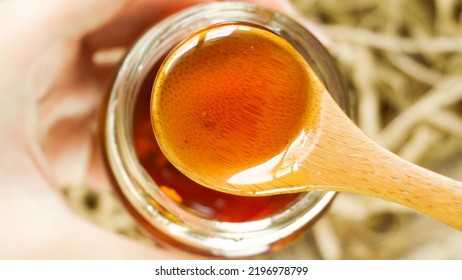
[102,2,349,258]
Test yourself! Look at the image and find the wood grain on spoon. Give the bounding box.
[273,92,462,230]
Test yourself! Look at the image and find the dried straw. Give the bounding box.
[290,0,462,260]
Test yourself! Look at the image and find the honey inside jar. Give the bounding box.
[152,22,321,191]
[133,61,301,222]
[104,2,343,257]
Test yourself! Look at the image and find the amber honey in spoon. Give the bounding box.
[151,22,462,230]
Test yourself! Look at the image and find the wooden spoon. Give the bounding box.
[151,23,462,230]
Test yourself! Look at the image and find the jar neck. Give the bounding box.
[104,2,345,258]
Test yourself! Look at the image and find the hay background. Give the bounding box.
[65,0,462,259]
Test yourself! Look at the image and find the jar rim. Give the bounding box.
[103,2,346,257]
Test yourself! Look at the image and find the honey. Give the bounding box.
[134,63,300,222]
[104,2,343,256]
[152,23,322,190]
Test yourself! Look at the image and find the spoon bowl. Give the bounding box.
[151,22,462,230]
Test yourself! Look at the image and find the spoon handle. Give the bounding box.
[299,93,462,230]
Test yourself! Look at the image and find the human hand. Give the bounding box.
[0,0,299,259]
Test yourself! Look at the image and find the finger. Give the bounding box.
[46,0,132,38]
[49,217,206,259]
[84,0,213,51]
[84,0,324,51]
[1,190,204,259]
[1,0,133,40]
